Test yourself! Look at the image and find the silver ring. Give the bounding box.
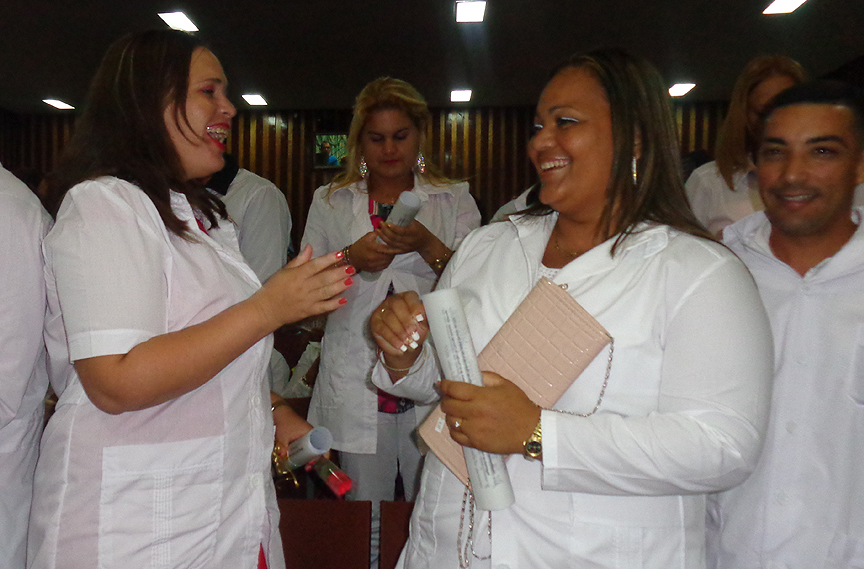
[453,420,461,429]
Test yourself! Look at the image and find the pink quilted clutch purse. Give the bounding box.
[418,277,612,484]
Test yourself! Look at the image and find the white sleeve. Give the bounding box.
[542,256,774,496]
[685,166,712,229]
[369,237,473,402]
[450,183,482,248]
[46,182,169,361]
[235,182,291,282]
[0,190,50,429]
[300,187,335,257]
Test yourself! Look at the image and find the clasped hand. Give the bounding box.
[370,291,429,376]
[376,219,433,255]
[440,373,541,455]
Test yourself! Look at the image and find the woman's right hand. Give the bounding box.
[347,231,397,273]
[253,245,355,331]
[371,292,429,379]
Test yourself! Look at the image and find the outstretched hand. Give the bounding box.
[440,372,540,455]
[253,245,354,331]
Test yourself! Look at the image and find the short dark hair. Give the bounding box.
[523,47,713,253]
[43,29,227,236]
[763,80,864,146]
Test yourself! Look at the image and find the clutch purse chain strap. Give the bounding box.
[457,282,615,567]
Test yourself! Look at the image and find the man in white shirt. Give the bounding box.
[207,154,295,395]
[0,163,51,568]
[712,81,864,568]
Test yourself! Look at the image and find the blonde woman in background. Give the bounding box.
[300,77,481,567]
[686,55,806,236]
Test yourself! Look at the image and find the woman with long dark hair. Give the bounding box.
[31,29,352,569]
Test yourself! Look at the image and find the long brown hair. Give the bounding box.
[525,47,713,254]
[328,77,454,195]
[714,55,806,190]
[42,29,227,237]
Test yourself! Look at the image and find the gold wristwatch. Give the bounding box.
[522,417,543,460]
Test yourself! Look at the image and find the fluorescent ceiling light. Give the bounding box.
[450,89,472,102]
[763,0,807,14]
[242,94,268,106]
[158,12,199,32]
[456,1,486,22]
[668,83,696,97]
[43,99,74,110]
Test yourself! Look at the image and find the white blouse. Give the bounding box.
[373,213,774,568]
[31,177,284,569]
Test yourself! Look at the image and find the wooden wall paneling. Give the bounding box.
[0,102,726,239]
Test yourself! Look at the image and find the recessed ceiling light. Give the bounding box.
[668,83,696,97]
[763,0,807,14]
[158,12,199,32]
[43,99,74,110]
[450,89,472,103]
[242,94,268,106]
[455,1,486,23]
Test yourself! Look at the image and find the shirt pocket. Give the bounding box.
[98,436,224,569]
[849,325,864,405]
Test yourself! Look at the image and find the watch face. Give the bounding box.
[525,440,542,457]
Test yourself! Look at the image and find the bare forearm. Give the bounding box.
[76,295,274,414]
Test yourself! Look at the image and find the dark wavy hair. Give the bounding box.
[42,29,227,237]
[523,47,714,253]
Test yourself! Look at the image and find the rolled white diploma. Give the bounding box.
[280,426,334,471]
[376,191,421,244]
[422,288,516,511]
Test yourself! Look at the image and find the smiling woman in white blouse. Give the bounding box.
[31,29,353,569]
[370,48,775,569]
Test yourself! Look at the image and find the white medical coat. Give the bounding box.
[29,177,284,569]
[373,214,774,568]
[0,164,51,569]
[300,177,480,453]
[218,168,294,396]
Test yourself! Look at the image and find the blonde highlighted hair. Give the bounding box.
[328,77,454,195]
[714,55,806,190]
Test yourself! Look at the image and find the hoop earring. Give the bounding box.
[416,152,426,174]
[359,157,368,179]
[631,156,638,185]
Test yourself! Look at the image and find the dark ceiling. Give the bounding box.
[1,0,863,114]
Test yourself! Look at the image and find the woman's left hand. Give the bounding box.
[376,220,436,255]
[440,372,541,455]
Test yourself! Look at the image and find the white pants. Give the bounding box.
[340,410,423,569]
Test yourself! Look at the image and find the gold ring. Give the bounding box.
[379,307,387,314]
[453,419,461,429]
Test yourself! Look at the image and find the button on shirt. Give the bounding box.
[712,209,864,568]
[30,177,284,569]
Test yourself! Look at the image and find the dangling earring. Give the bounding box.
[416,152,426,175]
[631,156,638,185]
[359,156,368,179]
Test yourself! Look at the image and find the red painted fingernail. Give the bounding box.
[335,250,344,259]
[344,278,354,286]
[345,266,356,275]
[339,298,348,305]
